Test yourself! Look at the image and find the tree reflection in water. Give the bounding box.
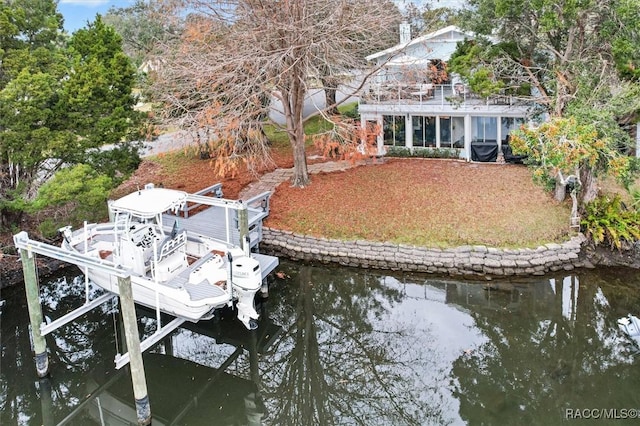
[262,262,446,425]
[450,270,640,424]
[1,274,118,425]
[4,262,640,425]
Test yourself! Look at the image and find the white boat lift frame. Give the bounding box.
[13,231,187,370]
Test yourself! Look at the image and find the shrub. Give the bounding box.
[385,146,460,159]
[32,164,114,226]
[581,194,640,250]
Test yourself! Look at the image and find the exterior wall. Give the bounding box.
[261,228,587,277]
[363,25,532,162]
[359,96,530,162]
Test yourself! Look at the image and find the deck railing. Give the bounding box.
[179,183,223,218]
[359,82,518,107]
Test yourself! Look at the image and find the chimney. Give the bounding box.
[400,22,411,44]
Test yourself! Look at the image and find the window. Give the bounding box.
[383,115,406,146]
[472,116,498,143]
[501,117,525,143]
[451,117,465,148]
[412,116,436,147]
[439,117,452,148]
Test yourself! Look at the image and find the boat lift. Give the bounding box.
[14,184,278,371]
[13,183,279,425]
[13,231,187,371]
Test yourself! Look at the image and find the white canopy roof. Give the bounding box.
[111,187,188,219]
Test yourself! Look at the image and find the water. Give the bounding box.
[2,261,640,425]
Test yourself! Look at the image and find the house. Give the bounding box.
[359,24,531,162]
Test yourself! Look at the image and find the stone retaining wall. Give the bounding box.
[261,227,589,277]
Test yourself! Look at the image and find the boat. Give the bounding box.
[617,314,640,348]
[60,183,263,329]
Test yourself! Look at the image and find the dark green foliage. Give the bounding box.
[386,146,460,159]
[32,164,113,225]
[582,195,640,251]
[1,5,144,228]
[86,141,143,184]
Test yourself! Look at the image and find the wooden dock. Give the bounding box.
[162,183,279,279]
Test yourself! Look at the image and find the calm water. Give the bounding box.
[2,260,640,425]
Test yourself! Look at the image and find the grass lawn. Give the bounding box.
[267,158,574,248]
[131,150,574,249]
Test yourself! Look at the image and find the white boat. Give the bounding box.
[60,184,263,329]
[618,314,640,348]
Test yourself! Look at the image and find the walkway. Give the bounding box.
[239,159,367,200]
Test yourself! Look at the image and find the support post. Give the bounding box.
[238,202,249,254]
[117,276,151,426]
[39,377,54,426]
[19,248,49,378]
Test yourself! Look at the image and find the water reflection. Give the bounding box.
[449,271,640,424]
[2,262,640,425]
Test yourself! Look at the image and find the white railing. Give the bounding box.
[360,82,517,107]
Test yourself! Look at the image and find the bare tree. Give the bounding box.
[149,0,402,186]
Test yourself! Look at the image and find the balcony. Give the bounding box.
[359,82,522,108]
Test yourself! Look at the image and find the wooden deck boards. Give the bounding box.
[163,207,266,248]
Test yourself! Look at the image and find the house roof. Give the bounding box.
[365,25,475,62]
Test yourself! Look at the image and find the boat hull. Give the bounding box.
[84,268,228,322]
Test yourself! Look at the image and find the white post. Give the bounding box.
[636,123,640,158]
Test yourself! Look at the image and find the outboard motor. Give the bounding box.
[231,256,262,330]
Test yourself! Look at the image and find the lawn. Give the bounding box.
[124,148,573,249]
[267,158,573,248]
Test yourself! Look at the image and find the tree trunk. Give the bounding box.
[554,179,567,202]
[324,86,339,116]
[282,53,310,188]
[320,74,339,116]
[579,167,598,206]
[291,136,310,187]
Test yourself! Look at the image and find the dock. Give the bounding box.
[14,182,279,368]
[162,183,278,279]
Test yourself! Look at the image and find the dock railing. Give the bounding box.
[180,183,223,218]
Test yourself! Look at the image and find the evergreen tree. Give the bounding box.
[0,2,143,228]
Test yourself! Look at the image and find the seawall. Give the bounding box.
[261,227,589,277]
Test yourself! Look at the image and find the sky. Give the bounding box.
[58,0,466,34]
[58,0,136,33]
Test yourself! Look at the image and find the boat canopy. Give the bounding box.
[111,187,188,219]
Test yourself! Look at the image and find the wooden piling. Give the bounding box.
[19,248,49,378]
[117,276,151,425]
[39,377,54,426]
[238,202,249,253]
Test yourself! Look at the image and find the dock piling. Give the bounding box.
[117,275,152,425]
[238,202,249,254]
[19,248,49,378]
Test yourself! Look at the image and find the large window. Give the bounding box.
[472,116,498,143]
[451,117,465,148]
[439,116,465,148]
[383,115,405,146]
[501,117,525,143]
[412,116,436,147]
